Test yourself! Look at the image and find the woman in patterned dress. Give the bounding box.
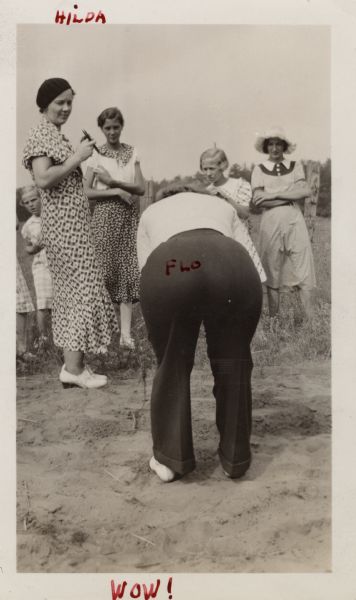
[251,127,316,318]
[84,107,145,351]
[23,78,118,388]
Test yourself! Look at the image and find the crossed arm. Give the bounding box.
[252,180,311,208]
[84,162,145,204]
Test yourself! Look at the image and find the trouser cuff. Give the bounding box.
[153,448,196,476]
[218,447,251,479]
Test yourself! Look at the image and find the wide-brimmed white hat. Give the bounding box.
[254,126,296,154]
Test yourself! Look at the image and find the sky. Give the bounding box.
[17,24,330,187]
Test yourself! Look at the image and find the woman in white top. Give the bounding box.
[251,127,316,317]
[85,107,145,350]
[200,147,265,283]
[137,182,262,483]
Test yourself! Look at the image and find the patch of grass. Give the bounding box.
[248,215,331,368]
[16,217,331,377]
[251,294,330,369]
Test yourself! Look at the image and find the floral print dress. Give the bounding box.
[23,117,118,353]
[87,143,141,304]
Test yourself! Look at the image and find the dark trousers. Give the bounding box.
[140,229,262,478]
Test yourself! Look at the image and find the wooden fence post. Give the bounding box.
[140,179,154,215]
[304,160,320,242]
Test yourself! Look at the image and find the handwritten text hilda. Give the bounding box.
[55,4,106,24]
[111,578,173,600]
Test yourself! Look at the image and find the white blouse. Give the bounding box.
[137,192,257,271]
[86,145,139,203]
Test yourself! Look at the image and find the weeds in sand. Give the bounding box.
[251,294,330,369]
[16,293,330,378]
[17,217,330,378]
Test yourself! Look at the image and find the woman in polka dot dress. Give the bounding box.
[84,107,145,350]
[23,78,118,389]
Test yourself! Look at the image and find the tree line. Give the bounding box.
[16,158,331,221]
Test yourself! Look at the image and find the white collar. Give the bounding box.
[262,158,290,171]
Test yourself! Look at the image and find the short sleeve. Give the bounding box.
[23,130,46,171]
[23,121,73,171]
[21,221,30,241]
[251,165,264,190]
[293,160,306,182]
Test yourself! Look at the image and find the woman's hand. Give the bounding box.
[253,190,276,206]
[25,241,43,255]
[207,184,219,196]
[110,189,133,206]
[93,168,135,203]
[252,190,293,209]
[74,139,95,163]
[93,165,114,186]
[235,206,249,220]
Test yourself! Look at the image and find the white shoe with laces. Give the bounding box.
[59,365,108,389]
[85,365,107,382]
[149,456,175,482]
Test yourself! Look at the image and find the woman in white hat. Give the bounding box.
[251,127,316,317]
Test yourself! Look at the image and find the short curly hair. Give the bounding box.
[155,181,211,202]
[97,107,124,129]
[20,185,39,204]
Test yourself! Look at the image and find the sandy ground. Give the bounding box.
[16,358,331,573]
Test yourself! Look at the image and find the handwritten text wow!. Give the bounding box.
[111,578,173,600]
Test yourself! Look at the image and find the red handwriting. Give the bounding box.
[167,577,173,599]
[165,259,202,276]
[111,579,167,600]
[55,4,106,24]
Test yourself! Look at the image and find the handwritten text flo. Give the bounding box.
[111,578,173,600]
[165,259,202,276]
[55,4,106,25]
